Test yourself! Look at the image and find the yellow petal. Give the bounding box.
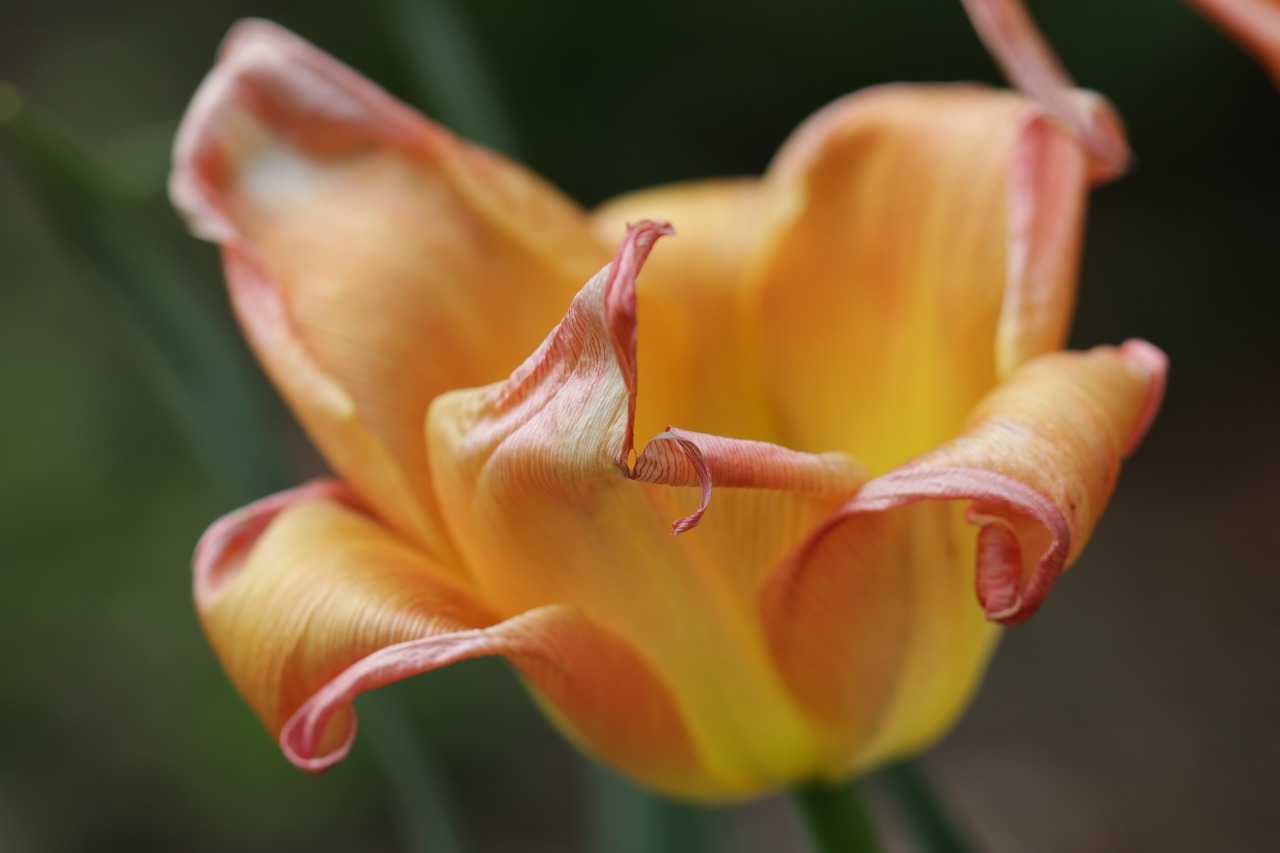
[195,479,716,797]
[1186,0,1280,87]
[171,20,607,562]
[761,340,1166,777]
[593,180,775,442]
[753,85,1090,472]
[428,223,866,797]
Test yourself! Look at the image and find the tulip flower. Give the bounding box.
[172,18,1166,800]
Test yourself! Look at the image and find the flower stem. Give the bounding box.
[588,764,715,853]
[361,694,469,853]
[879,762,976,853]
[380,0,522,158]
[792,779,881,853]
[0,83,292,502]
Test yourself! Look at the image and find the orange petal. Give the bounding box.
[632,427,865,535]
[171,20,606,562]
[429,223,865,796]
[761,340,1166,775]
[903,338,1166,619]
[761,498,971,779]
[194,480,494,749]
[279,604,719,798]
[754,86,1089,472]
[959,0,1130,181]
[194,479,716,797]
[592,180,775,443]
[1187,0,1280,87]
[998,112,1089,376]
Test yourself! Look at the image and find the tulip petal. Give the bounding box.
[761,340,1166,775]
[755,86,1089,472]
[194,481,494,748]
[998,110,1090,376]
[633,427,866,535]
[1186,0,1280,87]
[279,604,719,798]
[194,480,715,797]
[171,20,605,561]
[592,180,775,442]
[959,0,1129,180]
[429,222,866,795]
[193,477,357,610]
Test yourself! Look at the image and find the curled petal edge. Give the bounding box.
[192,477,356,610]
[1117,338,1169,457]
[278,603,720,799]
[837,466,1068,625]
[633,427,864,535]
[194,475,718,794]
[998,106,1089,376]
[606,221,671,468]
[170,18,432,246]
[279,607,556,773]
[960,0,1130,181]
[605,225,865,532]
[770,338,1167,626]
[476,218,865,535]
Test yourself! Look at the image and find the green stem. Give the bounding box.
[0,83,292,502]
[380,0,522,157]
[879,762,976,853]
[361,694,469,853]
[792,779,881,853]
[588,764,715,853]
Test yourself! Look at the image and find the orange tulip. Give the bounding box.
[172,19,1165,800]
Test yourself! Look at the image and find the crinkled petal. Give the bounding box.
[279,604,716,798]
[171,20,606,561]
[1186,0,1280,87]
[428,222,865,797]
[959,0,1129,180]
[194,480,714,796]
[761,340,1167,777]
[592,180,775,442]
[997,112,1090,376]
[754,85,1090,472]
[193,477,357,610]
[194,481,494,749]
[633,427,865,535]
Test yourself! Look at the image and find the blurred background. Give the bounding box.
[1,0,1276,851]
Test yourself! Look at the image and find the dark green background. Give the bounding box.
[2,1,1276,850]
